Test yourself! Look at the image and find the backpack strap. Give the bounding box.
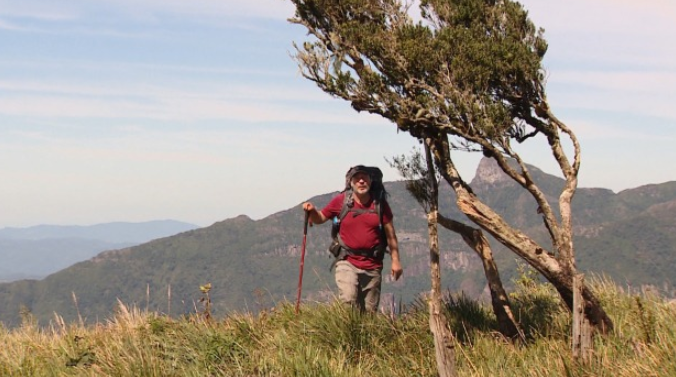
[330,189,352,241]
[339,189,354,221]
[372,188,385,243]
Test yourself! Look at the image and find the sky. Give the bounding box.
[1,0,674,228]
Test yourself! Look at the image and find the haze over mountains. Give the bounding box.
[1,158,675,327]
[0,220,199,282]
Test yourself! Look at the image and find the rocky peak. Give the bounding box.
[471,157,511,186]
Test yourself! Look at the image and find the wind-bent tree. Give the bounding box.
[391,147,523,341]
[289,0,614,332]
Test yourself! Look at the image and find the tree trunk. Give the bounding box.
[572,273,592,363]
[437,214,524,341]
[428,211,457,377]
[424,142,457,377]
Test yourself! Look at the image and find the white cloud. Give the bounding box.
[0,18,24,30]
[546,70,676,122]
[105,0,295,20]
[0,73,390,126]
[0,0,295,24]
[553,71,676,95]
[563,118,672,142]
[0,2,80,21]
[524,0,676,34]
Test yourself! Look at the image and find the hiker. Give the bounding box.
[302,165,403,312]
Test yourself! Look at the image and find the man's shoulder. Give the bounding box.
[380,197,394,217]
[330,191,347,203]
[323,192,347,213]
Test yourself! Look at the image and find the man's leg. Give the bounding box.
[334,261,359,308]
[359,268,383,313]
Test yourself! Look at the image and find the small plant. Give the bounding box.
[199,283,212,322]
[443,291,497,343]
[19,305,35,327]
[634,295,657,344]
[65,335,96,368]
[509,263,564,339]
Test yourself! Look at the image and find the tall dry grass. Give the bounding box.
[1,276,675,376]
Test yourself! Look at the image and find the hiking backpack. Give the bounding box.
[328,165,389,266]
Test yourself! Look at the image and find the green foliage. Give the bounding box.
[444,292,497,341]
[203,331,249,367]
[388,147,438,211]
[508,264,566,339]
[291,0,549,148]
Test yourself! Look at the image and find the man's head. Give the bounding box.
[346,165,372,195]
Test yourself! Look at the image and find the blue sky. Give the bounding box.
[1,0,674,227]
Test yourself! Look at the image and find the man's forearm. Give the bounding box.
[307,207,328,225]
[384,222,400,260]
[390,247,400,262]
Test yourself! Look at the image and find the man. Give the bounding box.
[302,165,403,312]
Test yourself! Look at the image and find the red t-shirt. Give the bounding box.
[321,192,393,270]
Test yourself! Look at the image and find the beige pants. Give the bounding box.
[334,260,382,312]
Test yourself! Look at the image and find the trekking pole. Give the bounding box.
[295,210,310,314]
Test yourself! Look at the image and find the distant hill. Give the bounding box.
[0,159,674,327]
[0,220,200,282]
[0,220,200,243]
[0,238,132,282]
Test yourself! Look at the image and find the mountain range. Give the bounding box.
[0,220,199,282]
[0,158,674,327]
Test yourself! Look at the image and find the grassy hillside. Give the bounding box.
[2,276,674,376]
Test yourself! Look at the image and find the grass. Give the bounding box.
[1,276,675,376]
